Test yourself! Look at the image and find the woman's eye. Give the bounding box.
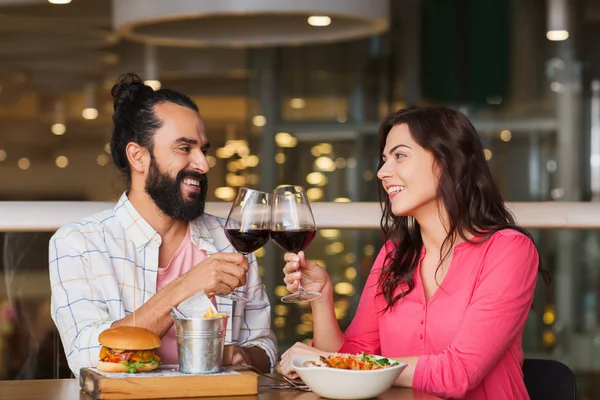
[395,153,405,160]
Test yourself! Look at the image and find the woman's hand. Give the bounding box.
[283,251,330,296]
[279,342,331,379]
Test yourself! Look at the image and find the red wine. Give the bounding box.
[225,229,270,254]
[270,229,316,253]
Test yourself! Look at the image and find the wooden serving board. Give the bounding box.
[79,366,258,399]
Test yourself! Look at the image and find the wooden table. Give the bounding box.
[0,377,440,400]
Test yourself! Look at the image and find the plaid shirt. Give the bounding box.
[49,192,277,376]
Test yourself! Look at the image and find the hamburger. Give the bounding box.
[97,326,162,373]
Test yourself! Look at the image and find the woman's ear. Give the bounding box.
[125,142,149,174]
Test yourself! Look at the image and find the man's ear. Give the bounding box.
[126,142,149,174]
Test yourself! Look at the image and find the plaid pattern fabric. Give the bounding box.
[49,192,277,376]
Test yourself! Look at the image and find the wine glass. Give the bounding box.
[223,188,272,303]
[271,185,320,303]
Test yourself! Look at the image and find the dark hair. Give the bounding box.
[377,107,551,311]
[110,73,199,186]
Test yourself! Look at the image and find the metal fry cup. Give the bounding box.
[171,312,228,374]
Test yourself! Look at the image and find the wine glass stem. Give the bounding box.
[294,251,307,295]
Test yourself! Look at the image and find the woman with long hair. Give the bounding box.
[279,107,550,399]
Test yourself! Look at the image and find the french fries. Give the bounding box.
[202,307,228,319]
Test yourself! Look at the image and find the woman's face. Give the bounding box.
[377,123,440,218]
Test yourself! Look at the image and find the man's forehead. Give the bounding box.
[154,102,201,123]
[154,102,207,143]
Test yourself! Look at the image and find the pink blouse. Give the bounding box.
[338,229,539,399]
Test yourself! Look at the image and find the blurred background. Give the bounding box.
[0,0,599,396]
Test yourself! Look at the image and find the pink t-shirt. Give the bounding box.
[155,228,208,365]
[338,229,539,400]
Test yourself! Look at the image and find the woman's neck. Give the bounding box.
[414,203,473,257]
[413,202,453,256]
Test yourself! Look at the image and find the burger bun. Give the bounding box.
[98,326,160,350]
[96,360,159,373]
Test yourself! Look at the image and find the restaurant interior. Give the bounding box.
[0,0,599,398]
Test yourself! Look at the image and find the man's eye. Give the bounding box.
[180,146,190,152]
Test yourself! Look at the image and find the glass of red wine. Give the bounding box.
[271,185,320,303]
[223,187,272,303]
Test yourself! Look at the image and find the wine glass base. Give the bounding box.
[217,293,252,303]
[281,291,321,303]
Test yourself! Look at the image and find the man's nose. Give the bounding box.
[191,151,210,173]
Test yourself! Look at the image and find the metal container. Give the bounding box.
[171,312,228,374]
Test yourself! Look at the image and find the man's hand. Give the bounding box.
[222,344,251,366]
[180,252,249,297]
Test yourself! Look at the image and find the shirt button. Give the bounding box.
[422,305,426,310]
[420,319,424,324]
[420,334,423,339]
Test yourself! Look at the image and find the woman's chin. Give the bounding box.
[391,206,411,217]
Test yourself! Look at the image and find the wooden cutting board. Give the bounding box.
[79,366,258,399]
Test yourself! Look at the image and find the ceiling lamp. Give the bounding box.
[143,44,161,90]
[81,82,98,120]
[307,16,331,27]
[113,0,389,47]
[546,0,569,41]
[51,100,67,135]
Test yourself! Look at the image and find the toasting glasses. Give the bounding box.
[223,188,272,303]
[271,185,320,303]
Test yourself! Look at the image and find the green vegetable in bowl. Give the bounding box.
[360,352,400,367]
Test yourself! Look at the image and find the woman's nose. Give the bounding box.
[377,161,391,180]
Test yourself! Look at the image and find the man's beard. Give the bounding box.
[145,157,208,221]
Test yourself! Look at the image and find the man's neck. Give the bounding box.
[127,188,189,240]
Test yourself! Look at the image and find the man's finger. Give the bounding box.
[211,252,248,268]
[218,263,248,280]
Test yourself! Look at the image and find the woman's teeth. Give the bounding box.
[387,186,405,195]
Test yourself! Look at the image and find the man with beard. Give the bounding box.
[48,73,277,377]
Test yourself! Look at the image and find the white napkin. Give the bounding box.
[176,290,217,318]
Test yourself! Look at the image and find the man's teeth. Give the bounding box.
[387,186,405,195]
[183,178,200,187]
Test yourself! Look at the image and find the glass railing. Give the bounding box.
[1,201,599,390]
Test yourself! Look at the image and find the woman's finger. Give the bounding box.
[283,274,296,286]
[297,251,306,266]
[283,262,300,275]
[284,371,298,379]
[285,280,299,293]
[283,252,300,263]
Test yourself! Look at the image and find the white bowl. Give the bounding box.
[291,355,407,400]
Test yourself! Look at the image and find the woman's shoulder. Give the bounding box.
[468,228,538,265]
[458,228,537,263]
[484,228,534,247]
